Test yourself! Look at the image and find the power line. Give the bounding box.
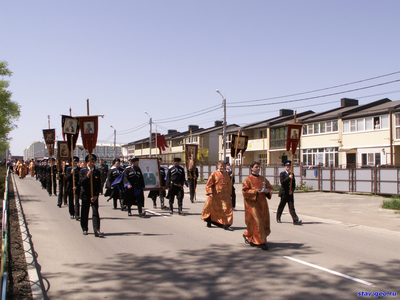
[227,79,400,108]
[154,104,221,122]
[229,70,400,105]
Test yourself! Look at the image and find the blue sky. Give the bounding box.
[2,1,400,155]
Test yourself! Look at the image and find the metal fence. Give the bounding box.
[1,168,10,299]
[195,163,400,195]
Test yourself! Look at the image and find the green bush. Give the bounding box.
[382,198,400,210]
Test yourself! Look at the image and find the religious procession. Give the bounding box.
[34,101,303,250]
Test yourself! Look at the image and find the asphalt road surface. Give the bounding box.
[14,176,400,300]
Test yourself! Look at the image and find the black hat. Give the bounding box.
[174,157,181,162]
[284,160,291,166]
[51,158,56,162]
[73,156,79,162]
[85,154,97,162]
[225,162,230,166]
[129,158,139,162]
[112,158,121,164]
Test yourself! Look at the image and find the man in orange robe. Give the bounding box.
[19,161,28,179]
[201,160,233,231]
[242,161,273,251]
[29,159,35,177]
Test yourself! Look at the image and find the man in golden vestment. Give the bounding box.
[201,160,233,231]
[29,159,35,177]
[242,161,273,250]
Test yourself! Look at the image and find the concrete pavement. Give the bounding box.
[13,176,400,300]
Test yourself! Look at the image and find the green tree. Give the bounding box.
[0,61,20,151]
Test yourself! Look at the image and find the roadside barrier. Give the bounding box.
[0,168,10,299]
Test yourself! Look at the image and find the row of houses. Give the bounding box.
[121,97,400,168]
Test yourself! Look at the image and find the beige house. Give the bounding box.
[122,121,239,164]
[221,97,400,167]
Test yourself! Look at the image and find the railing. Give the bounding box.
[0,168,10,299]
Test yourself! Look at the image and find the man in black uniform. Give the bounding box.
[79,154,103,237]
[166,157,186,215]
[106,158,125,210]
[123,158,146,217]
[225,162,236,211]
[277,160,302,225]
[148,157,167,209]
[98,159,108,195]
[187,165,198,203]
[66,157,81,219]
[57,160,66,208]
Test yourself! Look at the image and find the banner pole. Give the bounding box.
[231,129,241,182]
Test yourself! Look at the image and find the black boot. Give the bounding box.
[169,205,173,215]
[276,214,282,223]
[160,199,165,210]
[178,206,183,215]
[153,199,156,209]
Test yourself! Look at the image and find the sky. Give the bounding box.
[1,0,400,156]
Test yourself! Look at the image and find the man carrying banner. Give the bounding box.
[277,161,302,225]
[79,154,103,237]
[277,114,303,225]
[66,157,81,219]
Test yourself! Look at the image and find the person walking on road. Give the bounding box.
[276,160,302,225]
[79,154,103,237]
[242,161,273,251]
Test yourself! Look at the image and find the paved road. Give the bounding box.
[14,176,400,300]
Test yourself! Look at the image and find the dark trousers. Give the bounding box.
[80,195,100,232]
[74,189,80,218]
[188,180,197,201]
[277,195,299,222]
[128,194,144,214]
[66,190,76,216]
[168,186,184,208]
[57,179,64,206]
[231,186,236,208]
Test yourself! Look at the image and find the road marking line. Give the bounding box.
[283,256,373,286]
[145,209,169,218]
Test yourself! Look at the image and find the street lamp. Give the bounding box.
[216,89,227,162]
[110,126,116,159]
[144,111,152,157]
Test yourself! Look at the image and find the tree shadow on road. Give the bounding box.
[38,243,400,300]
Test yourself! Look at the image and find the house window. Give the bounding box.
[270,127,287,148]
[303,125,308,135]
[343,120,350,133]
[320,122,325,133]
[350,120,356,132]
[395,114,400,139]
[357,118,364,131]
[332,120,338,131]
[258,153,267,164]
[361,153,381,166]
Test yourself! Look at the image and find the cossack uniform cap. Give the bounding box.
[284,160,291,166]
[174,157,181,162]
[85,154,97,162]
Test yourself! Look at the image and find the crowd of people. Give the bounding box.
[22,156,302,249]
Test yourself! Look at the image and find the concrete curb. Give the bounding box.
[12,174,46,300]
[378,208,400,214]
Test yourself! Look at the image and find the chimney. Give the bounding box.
[279,109,293,116]
[188,125,199,131]
[341,98,358,107]
[168,129,178,134]
[214,120,223,127]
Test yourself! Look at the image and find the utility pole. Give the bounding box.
[216,89,227,162]
[145,112,152,157]
[111,126,116,158]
